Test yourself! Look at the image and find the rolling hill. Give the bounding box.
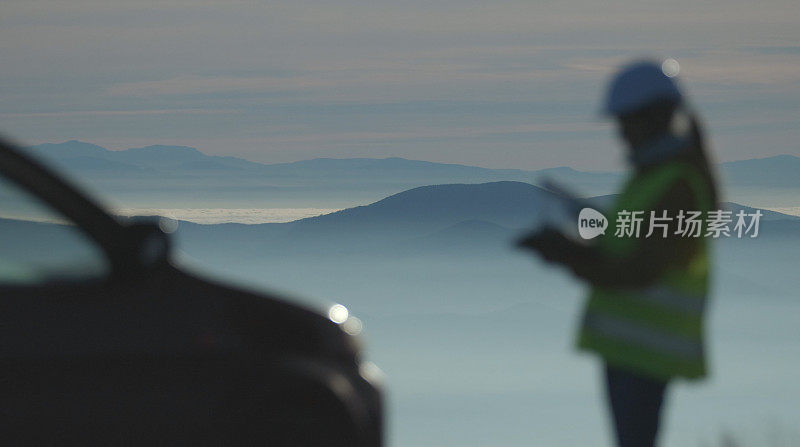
[171,181,800,260]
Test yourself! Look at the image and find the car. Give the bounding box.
[0,136,383,445]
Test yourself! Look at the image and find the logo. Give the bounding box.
[578,207,608,240]
[574,208,762,240]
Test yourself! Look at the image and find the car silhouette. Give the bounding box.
[0,136,383,445]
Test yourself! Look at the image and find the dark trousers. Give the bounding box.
[604,364,668,447]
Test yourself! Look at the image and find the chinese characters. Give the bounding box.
[612,209,762,238]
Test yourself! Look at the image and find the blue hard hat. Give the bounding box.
[603,59,683,116]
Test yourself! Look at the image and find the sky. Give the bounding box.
[2,0,799,170]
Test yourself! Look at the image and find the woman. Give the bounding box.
[519,59,719,447]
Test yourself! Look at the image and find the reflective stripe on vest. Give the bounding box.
[583,312,704,359]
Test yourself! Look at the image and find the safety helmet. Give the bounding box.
[602,59,683,116]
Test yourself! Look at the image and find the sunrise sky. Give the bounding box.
[2,0,799,170]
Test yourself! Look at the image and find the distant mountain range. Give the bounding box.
[23,140,800,209]
[27,140,615,185]
[718,154,800,187]
[31,141,263,172]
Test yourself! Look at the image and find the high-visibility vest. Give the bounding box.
[577,160,713,380]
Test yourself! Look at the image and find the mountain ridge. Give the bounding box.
[31,139,800,172]
[24,140,800,209]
